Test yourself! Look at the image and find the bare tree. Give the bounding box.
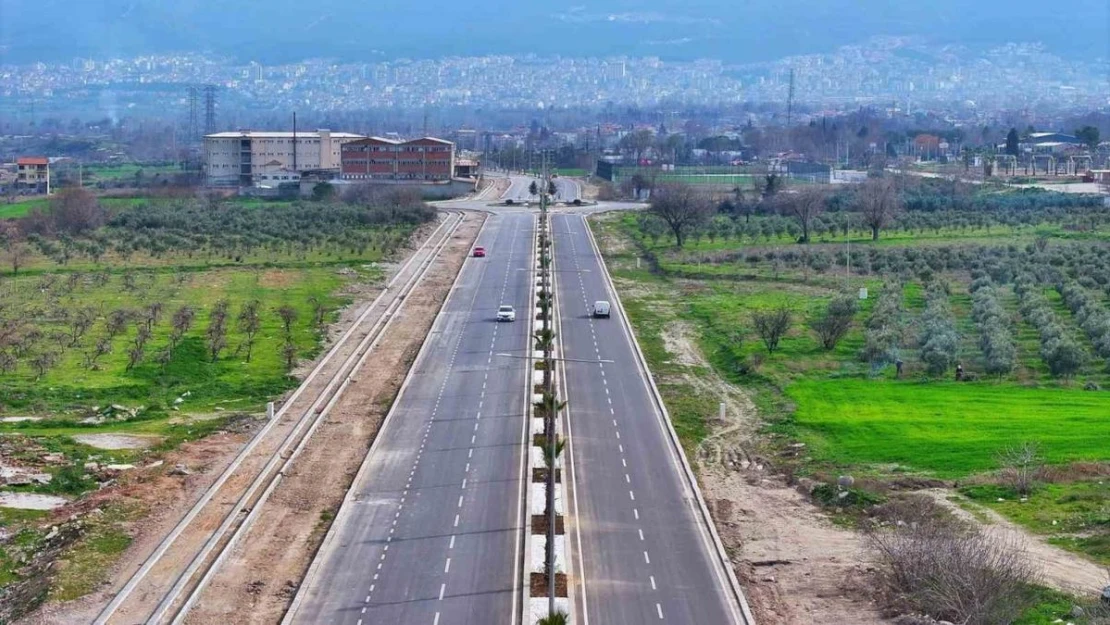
[648,182,714,248]
[996,442,1045,496]
[3,241,29,275]
[144,301,164,330]
[133,323,152,350]
[309,296,327,330]
[282,340,298,370]
[50,187,106,234]
[126,344,145,371]
[752,305,793,353]
[67,306,97,347]
[169,305,196,349]
[29,351,58,379]
[0,350,15,374]
[777,187,827,244]
[206,299,230,362]
[276,304,298,337]
[83,336,112,370]
[857,177,901,241]
[236,299,262,361]
[105,309,131,338]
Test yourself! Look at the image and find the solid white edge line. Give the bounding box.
[281,211,491,625]
[580,213,756,625]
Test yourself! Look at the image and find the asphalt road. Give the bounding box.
[497,174,580,203]
[287,212,535,625]
[552,213,746,624]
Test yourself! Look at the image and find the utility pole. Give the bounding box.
[787,68,795,127]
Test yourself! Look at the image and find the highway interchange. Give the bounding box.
[285,175,749,624]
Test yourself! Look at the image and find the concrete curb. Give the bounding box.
[581,215,757,625]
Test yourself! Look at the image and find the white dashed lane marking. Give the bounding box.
[560,215,662,617]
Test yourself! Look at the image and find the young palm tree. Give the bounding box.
[537,611,569,625]
[535,435,566,468]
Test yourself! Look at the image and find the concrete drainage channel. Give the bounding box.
[524,211,574,623]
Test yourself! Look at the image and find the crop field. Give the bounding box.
[0,188,435,599]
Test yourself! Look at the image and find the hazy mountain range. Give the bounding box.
[1,0,1107,65]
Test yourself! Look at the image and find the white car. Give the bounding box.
[496,305,516,322]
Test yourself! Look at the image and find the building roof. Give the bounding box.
[17,157,48,166]
[344,136,454,146]
[205,131,366,139]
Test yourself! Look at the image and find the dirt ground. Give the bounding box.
[15,215,473,625]
[183,212,484,624]
[19,428,257,625]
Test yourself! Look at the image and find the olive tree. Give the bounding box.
[811,295,858,351]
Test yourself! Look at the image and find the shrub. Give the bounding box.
[752,305,792,354]
[867,518,1038,625]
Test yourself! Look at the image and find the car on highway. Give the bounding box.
[496,305,516,322]
[591,300,611,318]
[473,246,486,257]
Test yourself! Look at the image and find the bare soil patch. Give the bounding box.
[183,213,484,625]
[71,434,161,450]
[0,493,69,510]
[257,269,297,288]
[16,427,257,625]
[661,321,706,368]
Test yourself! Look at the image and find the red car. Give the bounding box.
[473,246,486,257]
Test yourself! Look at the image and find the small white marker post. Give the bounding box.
[267,402,275,420]
[719,402,726,423]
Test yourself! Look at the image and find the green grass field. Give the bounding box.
[1,197,151,221]
[787,379,1110,477]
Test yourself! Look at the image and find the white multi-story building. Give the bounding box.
[204,129,366,187]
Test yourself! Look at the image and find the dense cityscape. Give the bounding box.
[2,38,1106,125]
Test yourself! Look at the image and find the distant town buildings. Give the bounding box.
[1,42,1105,123]
[204,130,365,187]
[16,157,49,193]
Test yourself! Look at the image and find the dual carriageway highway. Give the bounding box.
[284,175,751,624]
